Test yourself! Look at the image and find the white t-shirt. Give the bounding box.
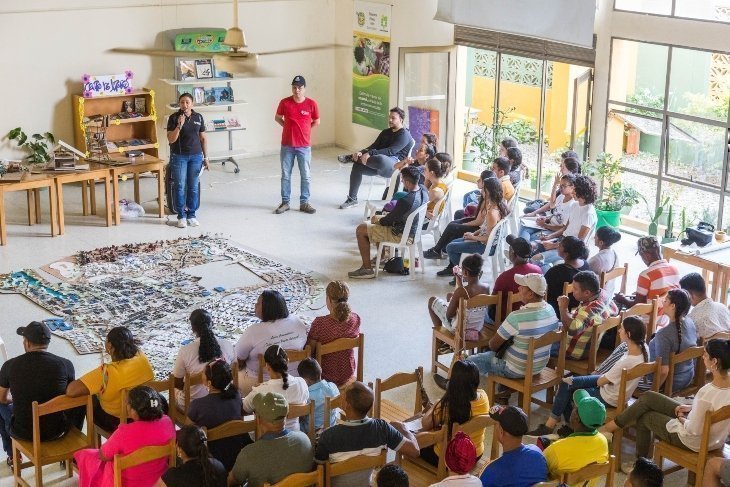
[564,203,597,242]
[588,248,619,296]
[550,195,576,226]
[235,316,308,377]
[172,337,236,401]
[429,474,482,487]
[599,350,647,406]
[688,298,730,339]
[666,382,730,452]
[242,376,309,431]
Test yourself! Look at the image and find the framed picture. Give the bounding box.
[178,60,196,81]
[134,97,146,114]
[193,87,205,104]
[195,59,214,79]
[212,59,233,79]
[203,87,235,105]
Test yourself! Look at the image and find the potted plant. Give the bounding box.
[584,152,639,228]
[4,128,55,166]
[641,194,671,238]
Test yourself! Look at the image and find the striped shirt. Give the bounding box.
[636,259,680,327]
[566,290,619,360]
[497,301,560,376]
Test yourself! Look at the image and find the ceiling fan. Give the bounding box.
[109,0,338,75]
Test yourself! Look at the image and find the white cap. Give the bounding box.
[514,273,547,296]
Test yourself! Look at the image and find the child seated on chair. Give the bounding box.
[428,432,482,486]
[297,358,339,434]
[428,254,490,341]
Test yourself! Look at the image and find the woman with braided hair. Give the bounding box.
[75,385,175,486]
[527,316,649,438]
[307,281,361,386]
[161,425,227,486]
[242,345,309,432]
[173,309,235,404]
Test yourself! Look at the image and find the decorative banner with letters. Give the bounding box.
[82,71,134,98]
[352,1,391,129]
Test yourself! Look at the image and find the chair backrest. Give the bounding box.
[563,281,573,297]
[404,425,448,479]
[0,335,7,364]
[30,394,95,460]
[315,334,365,383]
[600,263,629,295]
[454,294,502,348]
[326,449,387,485]
[665,345,706,397]
[582,314,623,372]
[482,217,511,277]
[527,329,566,378]
[287,401,316,442]
[615,361,661,414]
[382,170,402,203]
[701,331,730,344]
[324,393,347,429]
[505,291,521,318]
[398,202,429,247]
[562,455,615,487]
[624,299,659,337]
[204,418,256,442]
[113,440,176,487]
[374,367,424,419]
[264,465,324,487]
[182,371,206,417]
[258,345,312,383]
[425,192,450,233]
[452,414,499,460]
[702,405,730,453]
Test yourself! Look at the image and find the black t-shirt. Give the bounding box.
[167,110,205,155]
[0,351,75,440]
[162,458,227,487]
[545,262,591,315]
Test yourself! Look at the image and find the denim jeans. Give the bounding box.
[550,375,609,423]
[280,145,312,204]
[170,152,204,219]
[446,238,486,266]
[462,189,480,208]
[466,351,523,379]
[534,248,562,272]
[519,225,543,242]
[0,403,12,455]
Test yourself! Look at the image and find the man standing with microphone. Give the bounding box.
[274,75,320,214]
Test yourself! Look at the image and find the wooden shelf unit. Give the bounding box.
[72,89,159,159]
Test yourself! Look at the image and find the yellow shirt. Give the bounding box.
[80,352,154,418]
[434,389,490,457]
[501,178,515,201]
[427,181,449,215]
[544,431,609,486]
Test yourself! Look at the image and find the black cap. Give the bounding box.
[506,235,531,259]
[17,321,52,345]
[489,405,528,436]
[291,75,306,87]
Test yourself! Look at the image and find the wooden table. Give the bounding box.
[53,166,113,234]
[0,174,59,245]
[96,156,165,225]
[662,240,730,304]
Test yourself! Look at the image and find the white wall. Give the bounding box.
[0,0,335,161]
[334,0,454,151]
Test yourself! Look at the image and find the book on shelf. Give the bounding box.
[178,60,196,80]
[203,86,234,104]
[195,59,214,79]
[134,97,146,113]
[175,57,234,82]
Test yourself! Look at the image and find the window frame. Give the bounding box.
[613,0,730,25]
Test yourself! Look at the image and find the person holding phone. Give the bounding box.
[167,92,208,229]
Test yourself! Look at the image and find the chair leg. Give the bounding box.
[374,243,383,278]
[521,391,531,424]
[613,429,624,471]
[432,334,439,374]
[13,444,21,482]
[408,246,415,280]
[34,462,42,487]
[690,470,698,486]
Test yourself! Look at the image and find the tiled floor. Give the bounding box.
[0,147,693,485]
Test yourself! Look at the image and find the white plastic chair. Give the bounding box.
[374,202,428,280]
[507,182,521,235]
[0,335,6,364]
[363,171,401,222]
[459,217,510,280]
[363,139,415,201]
[422,182,453,245]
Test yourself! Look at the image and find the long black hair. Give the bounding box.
[190,309,222,363]
[666,289,691,353]
[622,316,648,362]
[107,326,138,361]
[205,359,237,400]
[264,344,290,390]
[177,425,224,487]
[436,360,479,434]
[483,177,509,219]
[259,290,289,322]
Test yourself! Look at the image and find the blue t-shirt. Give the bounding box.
[301,379,339,432]
[480,444,547,487]
[649,317,698,392]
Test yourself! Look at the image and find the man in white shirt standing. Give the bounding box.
[679,272,730,339]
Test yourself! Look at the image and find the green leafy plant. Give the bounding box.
[504,119,539,145]
[584,152,639,211]
[5,128,55,164]
[641,194,671,236]
[664,205,674,240]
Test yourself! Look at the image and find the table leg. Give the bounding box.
[134,173,141,203]
[0,190,6,245]
[56,180,65,235]
[720,267,729,305]
[90,179,97,215]
[81,180,89,216]
[156,169,164,218]
[113,173,121,225]
[34,189,41,224]
[26,190,35,225]
[49,183,59,237]
[104,176,112,227]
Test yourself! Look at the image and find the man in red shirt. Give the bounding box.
[274,75,320,214]
[490,235,542,321]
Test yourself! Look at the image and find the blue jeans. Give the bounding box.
[519,225,543,242]
[550,375,609,423]
[534,248,562,272]
[280,145,312,204]
[446,238,486,266]
[170,152,204,219]
[0,403,12,455]
[466,351,523,379]
[462,189,480,208]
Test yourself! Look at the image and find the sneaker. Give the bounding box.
[423,248,444,260]
[187,218,200,227]
[274,202,290,214]
[337,154,354,163]
[434,374,449,390]
[526,424,555,437]
[436,265,454,277]
[556,424,574,438]
[176,219,187,228]
[448,278,456,286]
[339,197,358,209]
[299,202,316,214]
[348,267,375,279]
